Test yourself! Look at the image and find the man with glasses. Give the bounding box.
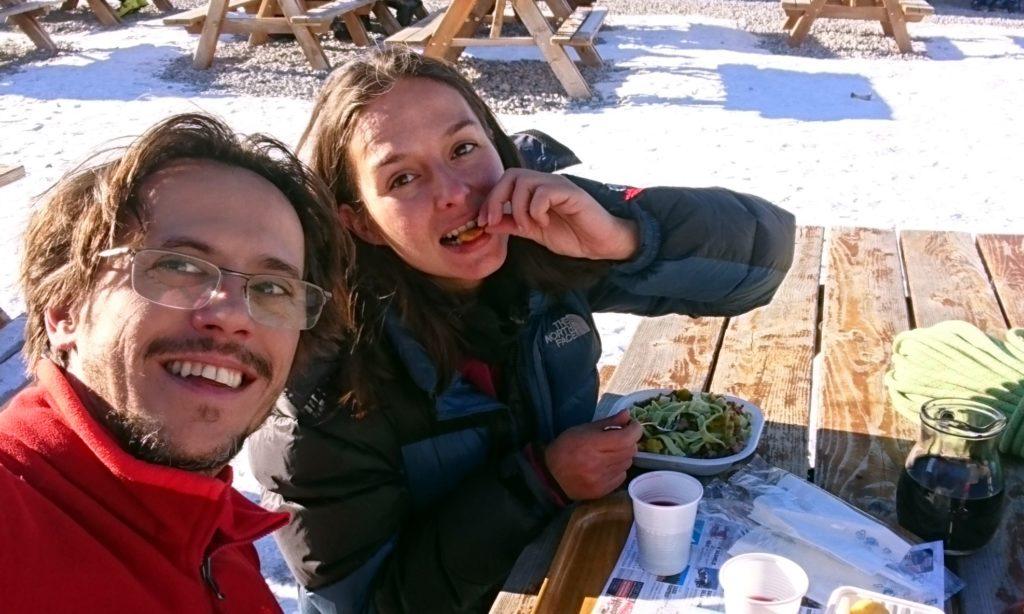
[0,114,348,612]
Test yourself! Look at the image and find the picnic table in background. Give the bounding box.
[0,165,26,188]
[0,0,58,52]
[781,0,933,52]
[490,226,1024,614]
[164,0,399,69]
[59,0,173,27]
[385,0,606,98]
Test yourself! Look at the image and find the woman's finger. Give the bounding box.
[509,176,538,235]
[529,184,553,228]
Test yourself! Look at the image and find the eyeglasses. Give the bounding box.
[97,247,331,331]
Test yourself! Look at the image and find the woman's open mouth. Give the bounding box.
[440,219,486,246]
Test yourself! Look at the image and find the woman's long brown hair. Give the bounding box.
[300,47,609,415]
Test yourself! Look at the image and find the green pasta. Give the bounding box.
[630,390,752,459]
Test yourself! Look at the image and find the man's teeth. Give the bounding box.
[443,219,478,240]
[166,360,244,388]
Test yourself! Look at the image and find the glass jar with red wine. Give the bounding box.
[897,398,1006,556]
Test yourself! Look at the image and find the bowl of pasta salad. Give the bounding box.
[603,388,764,475]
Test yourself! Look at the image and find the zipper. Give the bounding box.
[201,555,225,601]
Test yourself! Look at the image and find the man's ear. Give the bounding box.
[44,305,78,355]
[339,204,386,246]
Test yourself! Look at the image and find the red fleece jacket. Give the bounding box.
[0,360,288,613]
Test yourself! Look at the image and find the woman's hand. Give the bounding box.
[543,409,642,501]
[478,169,639,261]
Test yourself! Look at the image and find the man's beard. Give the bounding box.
[77,335,277,473]
[95,403,261,472]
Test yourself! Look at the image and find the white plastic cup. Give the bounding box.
[627,470,703,576]
[719,553,809,614]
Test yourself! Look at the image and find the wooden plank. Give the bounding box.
[0,1,54,19]
[5,11,57,51]
[596,314,725,418]
[879,0,912,52]
[510,0,590,98]
[488,507,573,614]
[901,232,1023,613]
[709,226,823,478]
[550,6,603,44]
[340,9,370,45]
[488,0,505,37]
[901,230,1007,335]
[384,7,442,43]
[371,0,400,34]
[192,0,229,67]
[977,234,1024,328]
[276,0,331,68]
[0,164,23,189]
[247,0,278,46]
[449,36,534,46]
[422,0,489,62]
[788,0,826,46]
[288,0,372,24]
[163,0,256,26]
[84,0,120,26]
[816,227,914,527]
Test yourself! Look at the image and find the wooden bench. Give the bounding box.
[0,310,30,408]
[384,7,443,45]
[0,165,27,188]
[551,5,605,47]
[163,0,259,31]
[781,0,933,52]
[288,0,394,47]
[0,0,58,53]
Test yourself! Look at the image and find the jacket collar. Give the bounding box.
[33,360,288,567]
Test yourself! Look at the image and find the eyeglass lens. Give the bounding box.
[130,250,326,330]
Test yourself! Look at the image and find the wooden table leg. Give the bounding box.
[787,0,825,46]
[341,10,371,45]
[372,0,401,34]
[85,0,120,26]
[488,0,505,37]
[782,12,799,29]
[542,0,570,21]
[512,0,590,98]
[151,0,173,10]
[9,13,58,52]
[248,0,277,46]
[277,0,330,69]
[879,0,912,52]
[423,0,491,63]
[193,0,229,68]
[573,43,601,68]
[59,0,77,8]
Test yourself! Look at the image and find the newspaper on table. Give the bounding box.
[592,458,960,614]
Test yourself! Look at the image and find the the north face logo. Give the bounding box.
[544,315,591,347]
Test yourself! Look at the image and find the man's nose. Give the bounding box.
[191,275,255,338]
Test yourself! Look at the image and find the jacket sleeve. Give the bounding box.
[565,175,796,317]
[249,379,563,613]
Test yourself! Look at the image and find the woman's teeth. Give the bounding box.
[166,360,244,388]
[443,219,479,242]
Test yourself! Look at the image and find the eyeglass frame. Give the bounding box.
[96,245,332,330]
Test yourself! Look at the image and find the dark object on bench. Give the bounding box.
[512,129,581,173]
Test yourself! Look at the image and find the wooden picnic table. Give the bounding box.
[57,0,174,28]
[781,0,934,53]
[490,226,1024,614]
[386,0,606,98]
[0,0,58,51]
[165,0,399,70]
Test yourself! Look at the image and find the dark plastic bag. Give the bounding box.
[510,129,581,173]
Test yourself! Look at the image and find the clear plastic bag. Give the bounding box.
[700,457,964,606]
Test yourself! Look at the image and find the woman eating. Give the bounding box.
[250,46,796,614]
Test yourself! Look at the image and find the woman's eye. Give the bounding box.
[453,142,477,158]
[388,173,415,191]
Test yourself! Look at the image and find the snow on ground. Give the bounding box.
[3,8,1024,610]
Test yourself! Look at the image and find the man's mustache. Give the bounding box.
[145,337,273,380]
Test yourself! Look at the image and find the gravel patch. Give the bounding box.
[0,40,77,73]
